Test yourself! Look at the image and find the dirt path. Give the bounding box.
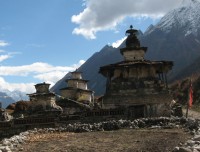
[19,109,200,152]
[21,129,191,152]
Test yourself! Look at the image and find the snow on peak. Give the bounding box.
[144,24,155,35]
[181,0,200,7]
[145,0,200,36]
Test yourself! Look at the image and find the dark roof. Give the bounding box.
[57,98,91,109]
[99,60,173,75]
[27,92,55,97]
[60,87,94,93]
[35,82,50,86]
[70,71,82,74]
[100,60,173,69]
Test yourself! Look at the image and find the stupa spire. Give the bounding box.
[125,25,140,48]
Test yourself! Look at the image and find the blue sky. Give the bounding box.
[0,0,182,94]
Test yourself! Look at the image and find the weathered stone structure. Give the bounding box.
[60,71,94,105]
[28,82,62,113]
[0,108,12,121]
[99,26,173,118]
[57,98,91,116]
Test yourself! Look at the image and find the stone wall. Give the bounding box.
[76,91,92,102]
[113,66,157,80]
[60,89,76,99]
[67,80,88,89]
[123,49,145,61]
[102,93,172,117]
[29,95,62,112]
[35,84,50,93]
[77,81,87,90]
[71,72,82,79]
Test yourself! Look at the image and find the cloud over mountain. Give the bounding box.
[112,37,126,48]
[0,77,35,93]
[72,0,182,39]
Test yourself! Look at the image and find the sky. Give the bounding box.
[0,0,183,95]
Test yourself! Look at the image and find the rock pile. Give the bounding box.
[0,109,12,122]
[172,118,200,152]
[0,117,200,152]
[0,131,29,152]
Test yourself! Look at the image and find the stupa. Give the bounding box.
[60,70,94,105]
[99,26,173,118]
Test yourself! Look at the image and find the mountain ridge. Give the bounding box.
[0,92,15,108]
[51,0,200,96]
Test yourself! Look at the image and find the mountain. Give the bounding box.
[170,75,200,105]
[0,92,15,108]
[0,89,28,108]
[52,0,200,96]
[51,45,123,95]
[172,55,200,81]
[145,0,200,37]
[4,90,29,102]
[142,0,200,76]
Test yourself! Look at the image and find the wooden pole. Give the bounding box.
[164,73,168,88]
[186,102,189,118]
[186,78,192,118]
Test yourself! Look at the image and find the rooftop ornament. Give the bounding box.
[125,25,140,48]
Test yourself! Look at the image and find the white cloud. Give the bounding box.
[0,77,35,93]
[72,60,86,68]
[0,40,9,47]
[0,50,16,62]
[34,71,67,84]
[34,60,86,83]
[72,0,182,39]
[0,60,85,93]
[0,54,12,62]
[0,62,73,76]
[112,37,126,48]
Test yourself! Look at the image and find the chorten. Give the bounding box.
[28,82,62,113]
[99,26,173,118]
[60,70,94,105]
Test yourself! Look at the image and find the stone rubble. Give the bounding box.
[0,117,200,152]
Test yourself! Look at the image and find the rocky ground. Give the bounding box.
[1,117,200,152]
[21,129,190,152]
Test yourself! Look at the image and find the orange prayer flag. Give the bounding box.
[188,81,193,108]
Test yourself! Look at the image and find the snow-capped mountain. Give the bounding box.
[142,0,200,78]
[0,90,29,108]
[3,90,29,102]
[145,0,200,36]
[0,92,15,108]
[52,0,200,96]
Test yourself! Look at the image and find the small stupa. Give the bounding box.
[60,70,94,105]
[28,82,62,113]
